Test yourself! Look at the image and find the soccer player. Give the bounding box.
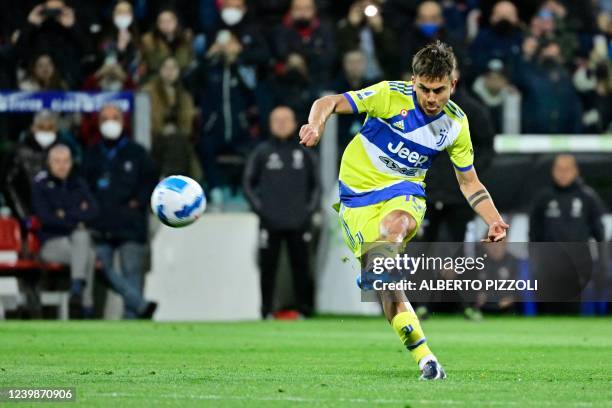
[299,41,509,380]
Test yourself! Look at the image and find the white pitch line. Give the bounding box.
[91,392,598,407]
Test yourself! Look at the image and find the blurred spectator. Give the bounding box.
[251,0,292,29]
[529,154,606,243]
[19,53,68,91]
[140,0,201,33]
[140,8,194,81]
[199,0,270,79]
[380,0,419,34]
[96,0,141,83]
[471,59,518,134]
[15,0,88,87]
[574,59,612,134]
[270,52,319,124]
[398,1,466,77]
[274,0,336,86]
[243,106,320,318]
[527,1,578,65]
[336,0,396,79]
[474,241,519,314]
[423,68,495,242]
[516,39,583,133]
[32,144,98,318]
[2,110,80,220]
[82,61,136,92]
[332,49,378,151]
[195,1,269,202]
[83,105,158,319]
[469,1,524,78]
[143,56,200,178]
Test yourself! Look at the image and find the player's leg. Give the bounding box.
[375,200,446,379]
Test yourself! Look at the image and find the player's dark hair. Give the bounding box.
[412,41,457,80]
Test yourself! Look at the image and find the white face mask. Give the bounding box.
[100,120,123,140]
[114,14,133,30]
[34,131,57,148]
[221,8,244,26]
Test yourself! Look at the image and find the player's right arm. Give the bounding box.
[299,81,391,147]
[299,94,353,147]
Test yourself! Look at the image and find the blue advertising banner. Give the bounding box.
[0,91,134,113]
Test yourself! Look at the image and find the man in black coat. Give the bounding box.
[529,154,607,310]
[529,154,606,243]
[32,144,98,317]
[83,104,158,319]
[243,106,321,318]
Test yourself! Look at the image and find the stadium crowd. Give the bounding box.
[0,0,610,319]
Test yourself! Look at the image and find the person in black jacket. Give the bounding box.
[529,154,607,311]
[15,0,89,87]
[32,144,98,318]
[529,154,606,243]
[243,106,321,318]
[83,105,158,319]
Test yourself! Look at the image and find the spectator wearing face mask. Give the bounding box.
[15,0,88,87]
[197,0,270,78]
[516,39,583,133]
[32,144,99,318]
[336,0,396,79]
[82,105,158,319]
[19,53,68,91]
[469,1,525,78]
[398,1,466,77]
[96,0,141,83]
[273,0,336,86]
[143,56,200,179]
[140,8,194,81]
[194,0,270,203]
[2,110,80,221]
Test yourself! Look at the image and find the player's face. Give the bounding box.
[412,75,456,117]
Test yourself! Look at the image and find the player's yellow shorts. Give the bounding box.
[338,194,427,258]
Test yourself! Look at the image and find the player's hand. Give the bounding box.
[299,124,322,147]
[482,220,510,242]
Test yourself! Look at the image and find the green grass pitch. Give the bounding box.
[1,316,611,407]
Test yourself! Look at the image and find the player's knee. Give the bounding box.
[380,210,415,243]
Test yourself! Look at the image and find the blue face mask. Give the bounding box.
[418,23,441,38]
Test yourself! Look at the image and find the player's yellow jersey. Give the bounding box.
[339,80,474,207]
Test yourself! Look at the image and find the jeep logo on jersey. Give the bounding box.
[379,156,418,176]
[387,141,429,166]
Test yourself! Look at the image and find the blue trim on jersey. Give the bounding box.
[454,163,473,172]
[343,92,358,114]
[339,180,426,208]
[360,119,441,169]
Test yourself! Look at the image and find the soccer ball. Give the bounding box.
[151,176,206,227]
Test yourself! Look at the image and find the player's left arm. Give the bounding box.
[455,167,509,242]
[448,116,509,242]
